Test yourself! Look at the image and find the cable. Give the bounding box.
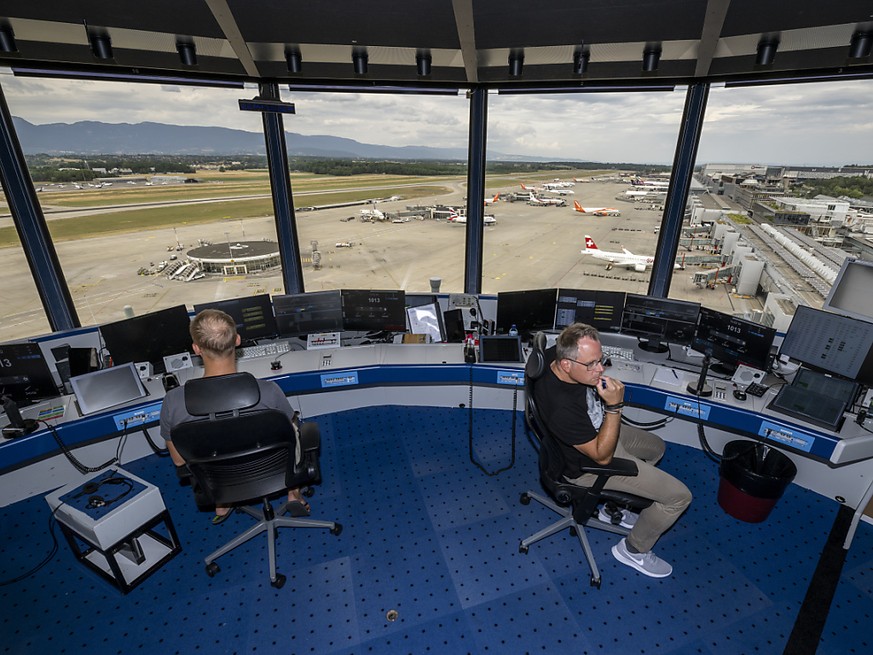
[43,420,116,474]
[467,364,516,476]
[0,504,61,586]
[141,426,170,457]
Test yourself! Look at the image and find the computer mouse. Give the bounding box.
[270,360,282,371]
[604,357,612,368]
[733,388,747,401]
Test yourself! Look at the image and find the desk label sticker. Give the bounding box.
[758,420,814,452]
[664,395,711,420]
[320,371,359,388]
[496,370,524,386]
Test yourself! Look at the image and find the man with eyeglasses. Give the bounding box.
[534,322,691,578]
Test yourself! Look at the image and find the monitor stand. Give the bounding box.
[638,338,668,354]
[710,361,737,377]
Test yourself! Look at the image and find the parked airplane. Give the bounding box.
[631,177,670,189]
[542,180,575,190]
[484,193,499,205]
[448,212,497,225]
[529,194,566,207]
[360,207,385,221]
[580,234,679,271]
[573,200,621,216]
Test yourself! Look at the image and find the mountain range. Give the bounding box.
[11,117,537,161]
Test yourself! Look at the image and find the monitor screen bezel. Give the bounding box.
[192,294,278,342]
[273,290,345,337]
[620,293,701,350]
[70,362,148,416]
[690,307,776,373]
[822,257,873,323]
[99,304,192,374]
[341,289,407,333]
[0,342,61,406]
[495,288,558,336]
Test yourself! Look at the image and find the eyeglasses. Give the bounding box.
[564,354,609,371]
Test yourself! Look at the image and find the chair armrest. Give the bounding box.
[578,457,638,478]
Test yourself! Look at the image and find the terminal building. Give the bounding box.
[1,2,873,654]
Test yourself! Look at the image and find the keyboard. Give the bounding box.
[745,382,769,397]
[602,344,635,362]
[237,341,291,360]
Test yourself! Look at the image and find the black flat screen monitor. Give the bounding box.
[496,289,557,336]
[691,307,776,374]
[620,294,700,353]
[273,291,344,337]
[768,368,858,431]
[99,305,192,375]
[70,363,148,416]
[822,257,873,323]
[406,302,446,343]
[479,335,524,363]
[555,289,626,333]
[341,289,407,332]
[405,293,439,308]
[779,305,873,386]
[443,308,467,343]
[193,294,277,342]
[0,343,60,406]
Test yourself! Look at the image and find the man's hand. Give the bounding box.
[596,376,625,406]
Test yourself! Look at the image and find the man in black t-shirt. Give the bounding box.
[534,323,691,578]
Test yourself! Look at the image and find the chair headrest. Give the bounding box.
[184,372,261,416]
[525,331,548,381]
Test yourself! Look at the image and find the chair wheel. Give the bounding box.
[205,562,220,577]
[519,543,529,554]
[519,493,530,505]
[569,527,577,536]
[271,573,286,589]
[590,576,602,589]
[330,523,343,536]
[303,487,315,498]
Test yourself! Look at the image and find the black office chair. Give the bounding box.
[171,372,342,588]
[519,332,651,588]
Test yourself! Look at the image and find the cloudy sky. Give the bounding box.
[2,70,871,167]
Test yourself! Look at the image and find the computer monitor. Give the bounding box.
[779,305,873,386]
[70,363,148,416]
[443,308,467,343]
[620,294,701,353]
[555,288,626,333]
[406,302,446,343]
[273,290,344,337]
[822,257,873,323]
[193,294,278,342]
[0,342,60,406]
[405,293,439,308]
[99,305,192,375]
[341,289,407,332]
[495,289,557,336]
[691,307,777,375]
[479,335,524,363]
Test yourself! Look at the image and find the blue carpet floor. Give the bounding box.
[1,405,870,654]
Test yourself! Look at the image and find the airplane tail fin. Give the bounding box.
[521,183,528,190]
[583,234,598,250]
[574,200,585,213]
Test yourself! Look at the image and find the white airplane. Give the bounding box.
[548,187,575,196]
[448,212,497,225]
[581,234,679,271]
[573,200,621,216]
[484,193,499,206]
[528,194,565,207]
[360,207,385,221]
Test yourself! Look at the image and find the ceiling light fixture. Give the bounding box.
[286,47,302,73]
[508,49,524,77]
[177,41,197,66]
[642,45,661,72]
[416,50,432,77]
[0,25,17,53]
[352,48,368,75]
[756,37,779,66]
[573,46,589,75]
[849,31,872,59]
[90,32,113,60]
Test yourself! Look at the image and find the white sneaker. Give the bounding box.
[597,506,639,529]
[611,538,673,578]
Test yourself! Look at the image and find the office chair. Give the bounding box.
[518,333,651,588]
[171,372,342,588]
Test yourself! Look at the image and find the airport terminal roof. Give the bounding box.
[1,1,872,91]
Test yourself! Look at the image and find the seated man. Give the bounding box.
[534,322,692,578]
[160,309,310,523]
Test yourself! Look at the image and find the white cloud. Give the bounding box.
[1,72,871,166]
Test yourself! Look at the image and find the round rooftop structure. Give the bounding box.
[187,240,281,275]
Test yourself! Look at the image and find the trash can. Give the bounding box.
[717,440,797,523]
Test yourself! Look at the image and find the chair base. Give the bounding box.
[519,490,629,588]
[204,499,341,587]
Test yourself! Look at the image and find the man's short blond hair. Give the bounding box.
[555,322,600,361]
[190,309,237,358]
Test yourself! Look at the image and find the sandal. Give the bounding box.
[211,509,234,525]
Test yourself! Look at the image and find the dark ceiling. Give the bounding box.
[1,0,872,90]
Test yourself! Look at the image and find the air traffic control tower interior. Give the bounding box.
[2,2,873,654]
